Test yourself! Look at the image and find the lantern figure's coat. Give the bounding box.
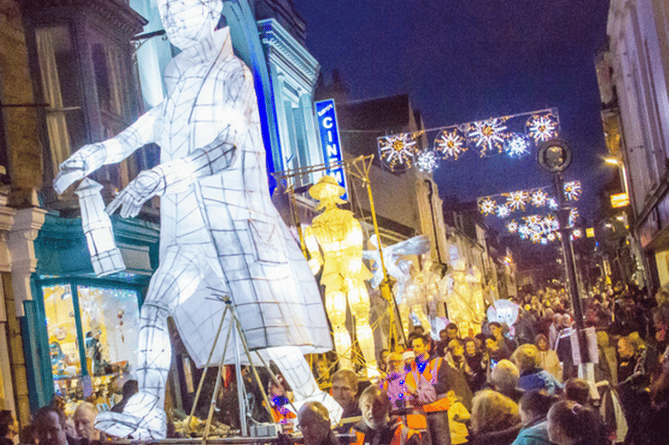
[54,0,335,438]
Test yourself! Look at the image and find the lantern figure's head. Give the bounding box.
[158,0,224,50]
[487,299,519,327]
[309,175,346,210]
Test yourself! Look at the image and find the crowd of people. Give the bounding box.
[302,280,669,445]
[4,280,669,445]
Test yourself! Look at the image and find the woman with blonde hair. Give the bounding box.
[470,389,521,445]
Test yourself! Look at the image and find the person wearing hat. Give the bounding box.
[306,175,377,375]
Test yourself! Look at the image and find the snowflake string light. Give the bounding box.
[572,228,583,239]
[526,214,542,225]
[548,198,558,210]
[531,190,549,207]
[505,190,530,211]
[519,225,531,239]
[468,117,508,156]
[507,220,519,233]
[563,181,582,201]
[526,113,558,143]
[415,150,439,173]
[496,205,510,218]
[531,232,543,243]
[504,134,532,158]
[434,129,467,160]
[378,133,417,169]
[478,197,497,215]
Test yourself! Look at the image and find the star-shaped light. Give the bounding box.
[526,114,558,143]
[504,134,532,158]
[478,197,497,215]
[378,133,417,168]
[526,214,542,226]
[531,190,549,207]
[415,150,439,173]
[572,228,583,239]
[548,198,558,210]
[434,129,467,160]
[531,232,543,243]
[468,117,508,156]
[496,204,510,218]
[547,232,557,241]
[507,220,519,233]
[563,181,582,201]
[518,225,531,239]
[505,190,530,211]
[569,208,579,227]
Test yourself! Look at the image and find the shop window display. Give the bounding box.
[43,283,141,411]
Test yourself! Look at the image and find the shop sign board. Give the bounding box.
[315,99,347,200]
[610,192,629,208]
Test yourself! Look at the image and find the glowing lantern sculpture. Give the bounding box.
[75,178,125,277]
[305,176,377,376]
[53,0,339,438]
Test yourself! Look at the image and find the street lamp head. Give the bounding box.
[537,139,572,173]
[604,157,620,165]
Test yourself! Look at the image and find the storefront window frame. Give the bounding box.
[32,276,146,405]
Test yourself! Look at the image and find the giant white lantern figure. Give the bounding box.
[444,259,486,335]
[487,299,520,330]
[75,178,126,276]
[305,175,377,375]
[53,0,339,438]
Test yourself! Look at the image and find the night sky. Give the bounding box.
[290,0,612,227]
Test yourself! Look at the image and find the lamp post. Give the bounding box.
[537,139,589,367]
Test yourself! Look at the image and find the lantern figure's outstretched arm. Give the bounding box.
[54,105,162,194]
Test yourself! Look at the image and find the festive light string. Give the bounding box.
[477,180,581,217]
[376,108,559,171]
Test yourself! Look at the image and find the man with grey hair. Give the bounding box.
[73,402,101,443]
[490,359,523,402]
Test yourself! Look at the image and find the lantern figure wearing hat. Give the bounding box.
[306,175,377,376]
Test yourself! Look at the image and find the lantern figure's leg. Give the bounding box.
[324,289,352,369]
[96,247,209,440]
[347,279,377,377]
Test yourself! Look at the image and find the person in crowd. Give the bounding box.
[34,406,77,445]
[298,402,339,445]
[402,350,416,370]
[553,317,576,381]
[512,344,562,396]
[644,344,669,445]
[0,410,18,445]
[510,391,554,445]
[489,323,515,360]
[351,386,420,445]
[111,379,138,414]
[331,369,361,434]
[18,425,37,445]
[378,349,390,376]
[534,334,561,381]
[617,335,642,382]
[595,331,616,384]
[446,391,470,445]
[563,379,591,406]
[489,360,523,403]
[444,340,473,411]
[436,330,450,358]
[410,334,451,445]
[546,400,609,445]
[469,389,521,445]
[265,377,296,430]
[381,352,435,409]
[73,403,102,444]
[463,337,486,393]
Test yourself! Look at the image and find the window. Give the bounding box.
[35,25,87,172]
[42,281,141,411]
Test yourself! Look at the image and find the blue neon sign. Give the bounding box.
[315,99,347,200]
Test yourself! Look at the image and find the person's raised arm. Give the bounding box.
[54,105,162,194]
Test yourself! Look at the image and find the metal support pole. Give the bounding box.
[233,324,248,436]
[554,174,588,366]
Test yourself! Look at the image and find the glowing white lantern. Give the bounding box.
[75,178,125,276]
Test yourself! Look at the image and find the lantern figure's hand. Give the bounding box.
[106,169,165,218]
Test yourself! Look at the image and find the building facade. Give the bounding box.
[598,0,669,290]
